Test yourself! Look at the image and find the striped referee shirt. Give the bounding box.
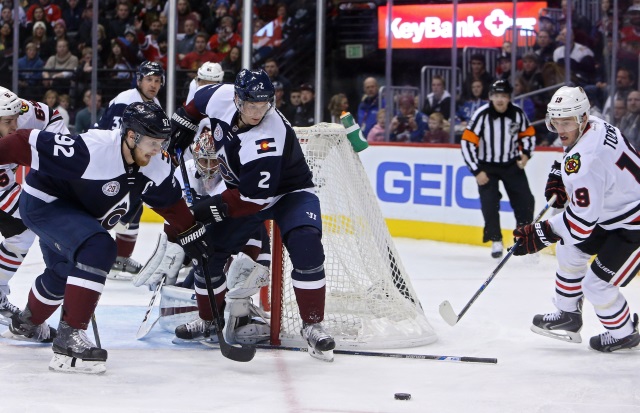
[461,102,536,175]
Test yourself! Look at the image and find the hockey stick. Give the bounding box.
[201,342,497,364]
[439,194,557,326]
[136,274,165,340]
[176,148,256,362]
[91,313,101,348]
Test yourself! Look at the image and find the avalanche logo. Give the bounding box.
[102,181,121,196]
[256,138,276,154]
[564,153,581,175]
[217,152,240,186]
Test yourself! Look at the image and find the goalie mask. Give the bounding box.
[192,128,219,180]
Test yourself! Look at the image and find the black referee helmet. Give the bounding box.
[490,79,513,95]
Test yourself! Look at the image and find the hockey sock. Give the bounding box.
[195,290,226,321]
[293,284,326,324]
[115,231,138,258]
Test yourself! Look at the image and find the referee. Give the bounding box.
[461,79,535,258]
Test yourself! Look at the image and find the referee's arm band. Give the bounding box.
[461,129,480,145]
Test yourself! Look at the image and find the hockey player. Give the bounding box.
[0,87,69,325]
[97,61,165,279]
[512,86,640,352]
[186,61,224,104]
[134,129,271,345]
[168,69,336,361]
[0,102,206,373]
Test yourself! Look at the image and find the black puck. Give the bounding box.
[394,393,411,401]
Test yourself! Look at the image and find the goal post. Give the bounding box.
[268,123,437,349]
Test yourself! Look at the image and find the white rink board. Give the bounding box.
[359,145,563,230]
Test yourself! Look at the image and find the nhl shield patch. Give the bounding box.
[564,153,581,175]
[256,138,276,154]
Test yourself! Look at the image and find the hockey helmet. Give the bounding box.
[121,102,171,144]
[234,69,275,103]
[0,87,23,118]
[545,86,590,133]
[489,79,513,95]
[137,60,165,86]
[192,128,219,180]
[197,62,224,83]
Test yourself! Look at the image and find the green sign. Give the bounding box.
[345,44,363,59]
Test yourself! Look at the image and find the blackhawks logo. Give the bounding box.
[564,153,581,175]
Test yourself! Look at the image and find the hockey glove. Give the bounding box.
[178,222,209,264]
[169,106,199,157]
[191,194,228,223]
[511,221,561,256]
[545,161,567,208]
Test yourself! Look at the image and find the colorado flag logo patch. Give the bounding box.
[256,138,276,154]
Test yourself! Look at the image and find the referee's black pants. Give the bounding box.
[477,162,534,243]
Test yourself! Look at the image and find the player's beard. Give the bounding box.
[133,147,152,167]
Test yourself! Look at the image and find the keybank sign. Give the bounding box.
[376,161,513,212]
[378,2,545,49]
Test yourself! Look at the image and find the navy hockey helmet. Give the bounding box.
[234,69,275,103]
[137,60,165,86]
[121,102,171,143]
[489,79,513,95]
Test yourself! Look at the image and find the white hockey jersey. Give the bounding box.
[549,116,640,244]
[0,100,70,218]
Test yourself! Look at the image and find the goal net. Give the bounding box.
[268,123,437,349]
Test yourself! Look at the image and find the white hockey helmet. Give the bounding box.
[192,128,219,180]
[545,86,590,133]
[0,87,23,118]
[197,62,224,83]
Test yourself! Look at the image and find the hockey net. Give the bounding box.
[268,123,437,349]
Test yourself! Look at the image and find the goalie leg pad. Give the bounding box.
[159,285,199,333]
[226,252,270,299]
[224,298,270,344]
[133,234,185,288]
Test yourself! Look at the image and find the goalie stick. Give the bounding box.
[135,274,165,339]
[439,194,557,326]
[200,342,497,364]
[177,148,256,362]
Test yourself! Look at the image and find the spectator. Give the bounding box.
[601,67,636,120]
[610,98,627,126]
[180,33,220,74]
[456,79,488,128]
[389,94,428,143]
[0,7,12,27]
[423,112,449,144]
[176,0,200,34]
[74,89,104,134]
[25,6,52,39]
[62,0,84,33]
[621,5,640,55]
[27,0,62,26]
[263,58,291,99]
[220,45,241,82]
[619,90,640,148]
[18,42,45,89]
[41,19,75,64]
[208,15,240,58]
[533,29,556,64]
[422,75,451,119]
[366,108,386,142]
[496,54,512,80]
[108,1,134,39]
[43,89,70,128]
[24,21,48,59]
[176,18,198,59]
[357,76,381,137]
[274,81,295,123]
[518,52,545,120]
[513,76,535,121]
[138,0,164,30]
[327,93,348,123]
[42,38,79,94]
[460,53,493,101]
[76,2,107,57]
[136,18,164,67]
[106,38,136,81]
[553,27,597,85]
[293,83,315,127]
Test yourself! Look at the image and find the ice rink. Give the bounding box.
[2,223,639,413]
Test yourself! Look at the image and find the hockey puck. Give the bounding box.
[394,393,411,401]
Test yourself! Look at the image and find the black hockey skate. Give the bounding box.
[531,299,583,343]
[50,321,108,374]
[173,317,219,345]
[301,322,335,362]
[108,256,143,280]
[589,314,640,353]
[3,305,56,343]
[0,289,20,326]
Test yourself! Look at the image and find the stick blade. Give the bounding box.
[217,332,256,362]
[439,300,460,326]
[136,316,160,340]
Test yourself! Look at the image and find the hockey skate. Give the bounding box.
[530,299,583,343]
[3,305,56,343]
[50,321,107,374]
[589,314,640,353]
[301,322,335,362]
[0,289,20,326]
[108,256,143,280]
[491,241,503,259]
[173,317,219,345]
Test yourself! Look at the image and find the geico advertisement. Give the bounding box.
[378,2,545,49]
[359,145,562,228]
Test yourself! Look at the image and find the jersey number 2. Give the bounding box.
[258,172,270,188]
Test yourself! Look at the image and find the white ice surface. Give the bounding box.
[2,223,640,413]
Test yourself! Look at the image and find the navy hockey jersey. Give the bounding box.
[96,89,161,131]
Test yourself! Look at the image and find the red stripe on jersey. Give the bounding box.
[0,254,21,265]
[568,218,592,235]
[612,250,640,286]
[600,308,629,326]
[556,280,582,291]
[0,185,21,212]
